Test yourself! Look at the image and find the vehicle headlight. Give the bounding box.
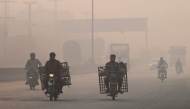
[150,64,152,66]
[49,74,54,77]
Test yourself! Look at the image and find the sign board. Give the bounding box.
[59,18,147,33]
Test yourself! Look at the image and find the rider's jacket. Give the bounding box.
[157,60,168,69]
[105,61,119,75]
[45,59,63,75]
[25,58,42,69]
[175,61,182,67]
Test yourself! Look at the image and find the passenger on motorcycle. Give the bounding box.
[157,57,168,78]
[25,53,42,85]
[118,57,123,63]
[175,59,183,73]
[43,52,64,94]
[104,54,124,94]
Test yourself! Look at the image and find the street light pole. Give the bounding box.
[92,0,94,65]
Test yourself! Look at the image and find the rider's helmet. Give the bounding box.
[50,52,56,58]
[160,57,163,61]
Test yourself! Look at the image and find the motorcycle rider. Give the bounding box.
[175,59,183,73]
[157,57,168,78]
[25,53,42,85]
[43,52,64,94]
[104,54,123,94]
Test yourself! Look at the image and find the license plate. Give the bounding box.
[49,83,52,85]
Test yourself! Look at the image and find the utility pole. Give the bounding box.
[92,0,94,65]
[23,0,37,37]
[50,0,62,37]
[0,0,14,66]
[0,0,14,36]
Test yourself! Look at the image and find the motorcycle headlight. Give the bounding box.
[49,74,54,77]
[150,64,152,66]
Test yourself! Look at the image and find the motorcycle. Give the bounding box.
[28,68,38,90]
[159,67,167,82]
[176,67,182,75]
[48,73,59,101]
[108,74,118,100]
[39,62,71,101]
[98,63,128,100]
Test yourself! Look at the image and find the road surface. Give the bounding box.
[0,65,190,109]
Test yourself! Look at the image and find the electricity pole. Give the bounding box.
[50,0,62,37]
[23,0,37,37]
[92,0,94,65]
[0,0,14,36]
[0,0,14,66]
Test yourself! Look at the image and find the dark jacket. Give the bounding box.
[45,59,63,74]
[175,61,182,67]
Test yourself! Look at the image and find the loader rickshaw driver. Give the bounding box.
[25,53,42,85]
[43,52,64,94]
[104,54,124,94]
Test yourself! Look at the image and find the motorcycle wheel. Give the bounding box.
[177,71,180,75]
[54,93,57,100]
[112,95,115,100]
[30,85,32,90]
[111,91,116,100]
[49,87,53,101]
[161,74,164,82]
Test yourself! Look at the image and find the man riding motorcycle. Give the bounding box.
[175,59,183,73]
[157,57,168,78]
[25,53,42,85]
[104,54,123,94]
[43,52,64,94]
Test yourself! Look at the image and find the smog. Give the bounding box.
[0,0,189,108]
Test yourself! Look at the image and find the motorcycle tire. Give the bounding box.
[161,74,164,82]
[30,85,32,90]
[54,93,57,100]
[112,95,115,100]
[49,87,53,101]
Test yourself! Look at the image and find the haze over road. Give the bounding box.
[0,65,190,109]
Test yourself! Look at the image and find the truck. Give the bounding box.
[63,41,82,66]
[110,44,130,70]
[168,46,187,66]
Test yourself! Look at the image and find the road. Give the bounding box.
[0,65,190,109]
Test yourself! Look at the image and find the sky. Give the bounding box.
[3,0,190,18]
[0,0,190,66]
[1,0,189,47]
